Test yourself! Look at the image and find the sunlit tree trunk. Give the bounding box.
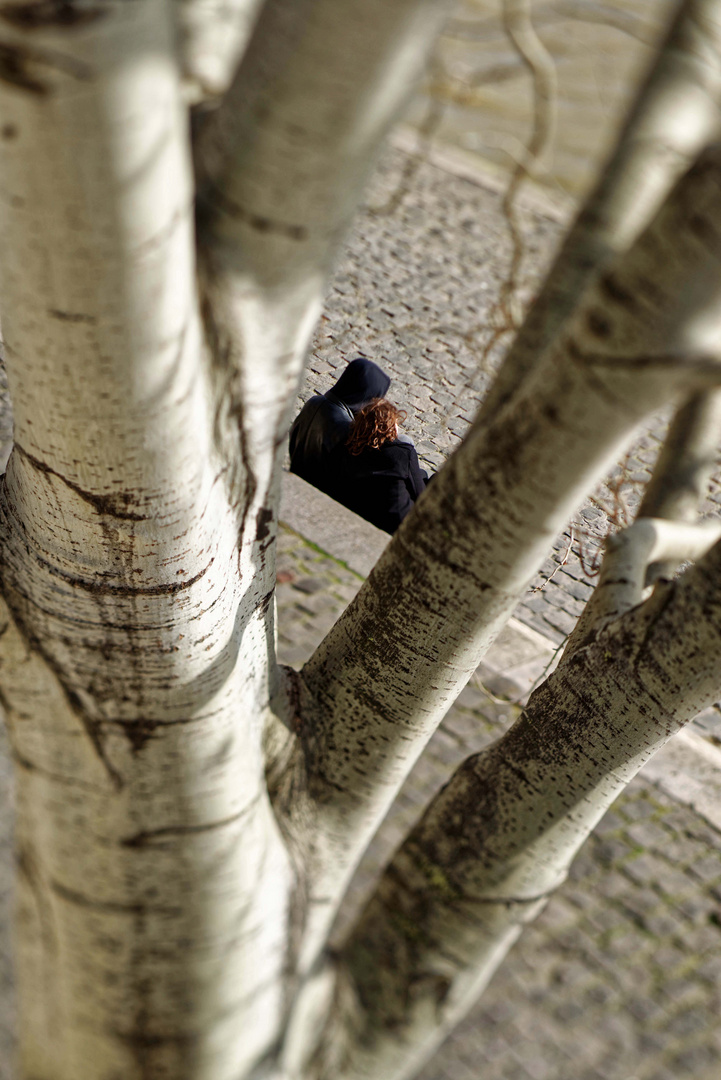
[2,2,721,1080]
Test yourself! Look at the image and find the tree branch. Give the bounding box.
[291,140,721,971]
[640,391,721,520]
[568,516,721,645]
[192,0,454,564]
[0,6,296,1073]
[567,385,721,652]
[304,534,721,1080]
[478,0,721,423]
[174,0,264,103]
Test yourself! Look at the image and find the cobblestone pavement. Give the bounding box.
[297,143,721,742]
[276,525,721,1080]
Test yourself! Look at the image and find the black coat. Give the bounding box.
[328,436,428,534]
[289,358,390,494]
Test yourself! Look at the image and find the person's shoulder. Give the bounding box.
[385,438,414,456]
[380,439,415,468]
[292,394,324,421]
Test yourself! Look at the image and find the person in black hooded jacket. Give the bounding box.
[328,398,428,534]
[289,357,390,494]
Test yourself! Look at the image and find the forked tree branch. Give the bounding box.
[567,385,721,650]
[291,141,721,971]
[567,516,721,648]
[479,0,721,424]
[304,531,721,1080]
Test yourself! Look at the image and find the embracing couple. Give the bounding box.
[289,358,429,535]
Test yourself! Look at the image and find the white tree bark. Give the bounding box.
[302,532,721,1080]
[0,3,293,1076]
[174,0,264,103]
[0,1,456,1077]
[4,2,721,1080]
[287,138,721,974]
[480,0,721,421]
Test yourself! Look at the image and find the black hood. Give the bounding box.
[327,357,391,411]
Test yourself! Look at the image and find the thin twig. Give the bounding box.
[474,0,558,382]
[368,64,445,218]
[530,528,574,593]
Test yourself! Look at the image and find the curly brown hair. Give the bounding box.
[346,398,407,456]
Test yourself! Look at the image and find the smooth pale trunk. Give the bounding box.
[0,0,457,1077]
[0,4,292,1077]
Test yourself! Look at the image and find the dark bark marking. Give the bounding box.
[47,308,97,324]
[586,309,612,339]
[49,878,182,916]
[255,505,273,542]
[121,798,261,847]
[257,587,274,616]
[0,37,91,92]
[16,443,149,520]
[115,717,158,754]
[200,181,308,240]
[64,685,124,787]
[0,42,48,94]
[57,558,215,597]
[1,122,16,138]
[0,1,107,28]
[0,591,125,789]
[10,746,108,791]
[600,271,637,311]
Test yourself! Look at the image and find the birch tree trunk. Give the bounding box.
[2,2,721,1080]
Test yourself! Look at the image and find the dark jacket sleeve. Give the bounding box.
[289,396,352,491]
[404,444,428,502]
[369,443,426,534]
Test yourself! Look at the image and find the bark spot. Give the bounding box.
[47,307,97,324]
[0,42,48,95]
[0,1,107,28]
[1,122,17,139]
[586,309,612,339]
[119,718,158,754]
[256,505,274,542]
[600,272,637,311]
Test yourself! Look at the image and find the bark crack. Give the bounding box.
[15,443,149,521]
[0,592,124,789]
[120,797,262,847]
[199,180,309,241]
[49,878,183,916]
[0,1,107,29]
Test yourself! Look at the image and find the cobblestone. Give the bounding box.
[274,522,721,1080]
